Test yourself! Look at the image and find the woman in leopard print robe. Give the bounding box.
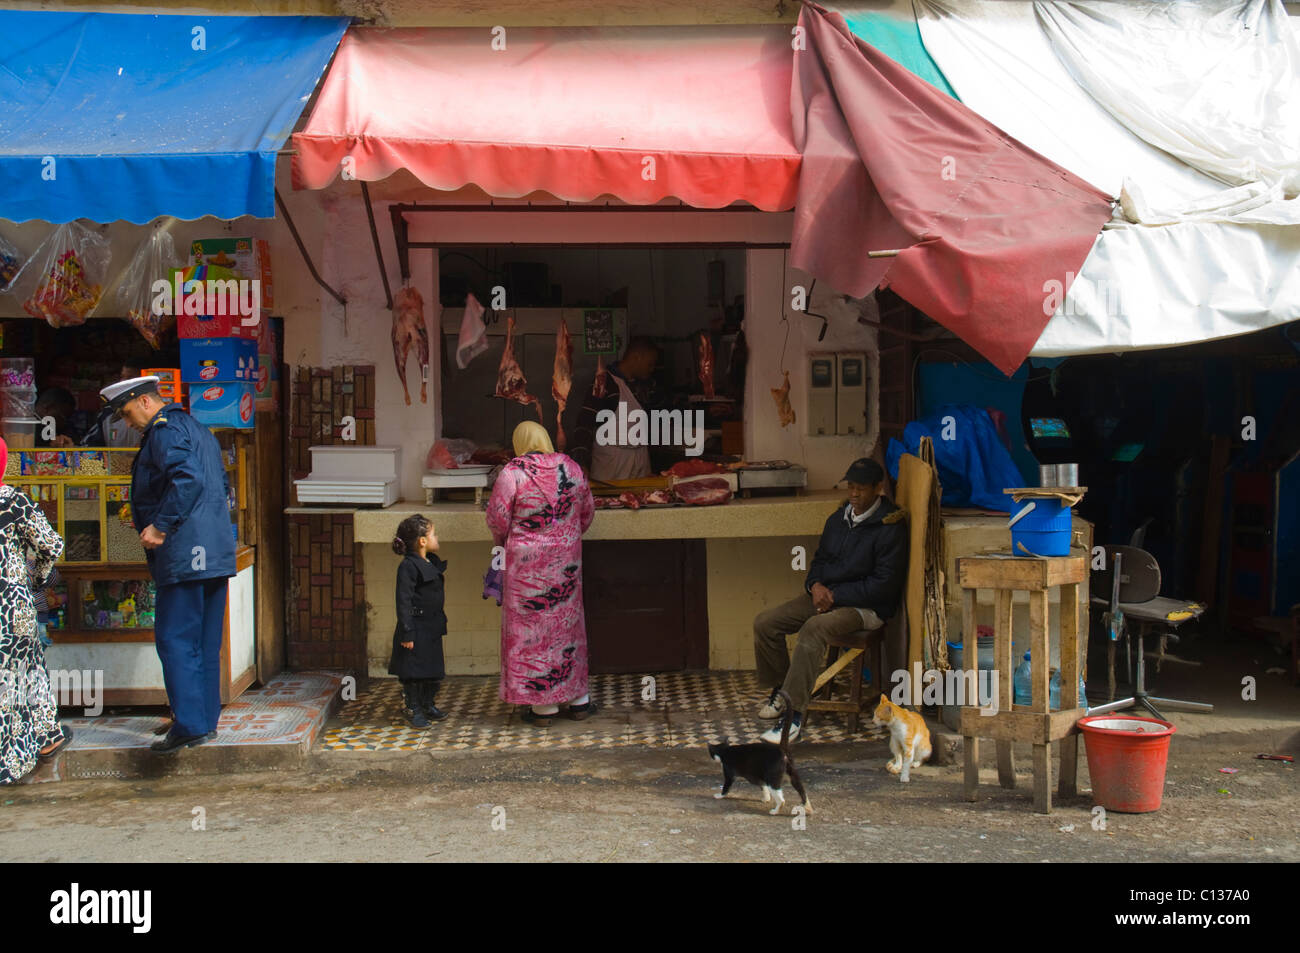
[0,438,67,784]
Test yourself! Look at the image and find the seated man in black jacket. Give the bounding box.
[754,458,907,742]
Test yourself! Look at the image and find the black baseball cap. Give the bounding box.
[840,457,885,485]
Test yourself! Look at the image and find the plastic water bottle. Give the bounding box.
[1013,652,1032,707]
[1049,669,1089,710]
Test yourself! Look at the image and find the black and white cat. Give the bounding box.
[707,690,810,815]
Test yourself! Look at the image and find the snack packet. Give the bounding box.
[118,228,183,348]
[0,232,24,292]
[13,222,110,328]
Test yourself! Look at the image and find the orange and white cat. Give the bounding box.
[872,696,932,783]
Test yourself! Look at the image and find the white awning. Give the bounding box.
[914,0,1300,355]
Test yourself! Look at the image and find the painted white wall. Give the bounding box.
[744,250,880,489]
[302,178,438,499]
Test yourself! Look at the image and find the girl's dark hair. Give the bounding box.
[392,514,432,555]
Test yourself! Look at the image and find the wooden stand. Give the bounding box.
[958,553,1086,814]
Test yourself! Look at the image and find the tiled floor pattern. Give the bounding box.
[322,671,886,752]
[61,672,342,751]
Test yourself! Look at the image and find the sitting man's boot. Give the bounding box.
[422,681,448,722]
[760,711,801,744]
[758,686,787,720]
[403,682,431,729]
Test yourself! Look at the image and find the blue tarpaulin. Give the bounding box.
[886,405,1026,512]
[0,12,347,224]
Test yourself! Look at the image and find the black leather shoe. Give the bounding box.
[425,705,449,722]
[150,730,209,754]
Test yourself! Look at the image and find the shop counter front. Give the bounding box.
[301,496,1091,681]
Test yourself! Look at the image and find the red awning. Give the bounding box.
[790,4,1114,375]
[292,26,801,211]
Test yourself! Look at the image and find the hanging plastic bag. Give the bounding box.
[13,222,111,328]
[117,228,183,348]
[0,233,25,292]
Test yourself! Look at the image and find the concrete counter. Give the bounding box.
[345,490,847,544]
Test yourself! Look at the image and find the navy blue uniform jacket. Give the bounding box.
[805,498,908,619]
[130,403,236,587]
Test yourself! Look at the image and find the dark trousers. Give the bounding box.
[154,578,227,737]
[401,678,441,710]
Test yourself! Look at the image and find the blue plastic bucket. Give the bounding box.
[1009,497,1072,556]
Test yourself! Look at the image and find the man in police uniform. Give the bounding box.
[100,376,236,753]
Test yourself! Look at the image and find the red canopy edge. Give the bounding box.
[790,4,1114,375]
[292,26,802,212]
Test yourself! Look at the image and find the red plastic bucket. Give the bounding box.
[1077,715,1176,813]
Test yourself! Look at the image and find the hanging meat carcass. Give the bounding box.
[552,317,574,450]
[593,354,609,399]
[494,314,543,421]
[697,331,715,399]
[771,370,796,428]
[392,286,430,405]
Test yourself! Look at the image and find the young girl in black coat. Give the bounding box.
[389,515,449,728]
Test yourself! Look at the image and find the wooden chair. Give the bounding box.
[805,621,890,733]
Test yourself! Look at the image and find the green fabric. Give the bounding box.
[842,10,959,100]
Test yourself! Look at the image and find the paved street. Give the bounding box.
[2,733,1294,863]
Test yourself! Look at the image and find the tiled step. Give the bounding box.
[24,672,344,783]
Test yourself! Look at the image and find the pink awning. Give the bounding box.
[791,4,1114,375]
[292,26,801,211]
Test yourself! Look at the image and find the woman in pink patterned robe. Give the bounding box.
[486,421,596,724]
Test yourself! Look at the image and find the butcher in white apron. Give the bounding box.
[590,372,651,481]
[570,337,660,481]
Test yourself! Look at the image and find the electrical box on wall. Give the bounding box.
[807,351,869,436]
[807,354,837,436]
[836,352,868,435]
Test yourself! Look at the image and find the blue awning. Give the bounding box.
[0,12,348,224]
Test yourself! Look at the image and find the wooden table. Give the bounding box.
[958,552,1087,814]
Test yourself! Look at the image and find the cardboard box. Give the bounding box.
[156,382,186,403]
[142,367,182,384]
[180,338,258,383]
[170,264,261,340]
[189,382,255,430]
[190,237,273,311]
[255,377,279,415]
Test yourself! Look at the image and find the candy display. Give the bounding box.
[78,578,155,629]
[15,222,111,328]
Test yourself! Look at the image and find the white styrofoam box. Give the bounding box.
[308,445,402,481]
[422,471,491,490]
[294,476,401,507]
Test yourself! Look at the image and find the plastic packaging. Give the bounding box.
[13,222,110,327]
[426,438,476,470]
[0,233,24,292]
[118,228,183,348]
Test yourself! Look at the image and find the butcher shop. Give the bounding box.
[274,13,1112,688]
[276,21,925,680]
